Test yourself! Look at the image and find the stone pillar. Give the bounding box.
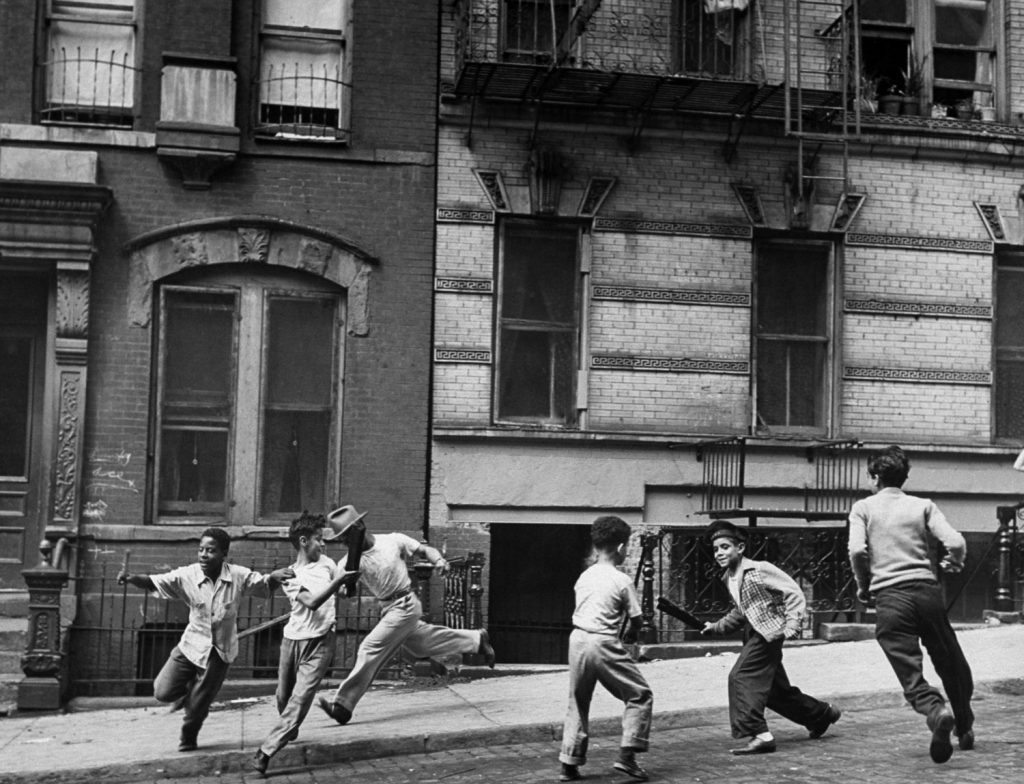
[18,540,69,710]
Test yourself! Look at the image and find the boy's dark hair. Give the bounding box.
[707,519,746,546]
[867,445,910,487]
[590,515,631,550]
[201,527,231,554]
[289,511,327,549]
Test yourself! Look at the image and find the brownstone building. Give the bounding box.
[0,0,438,704]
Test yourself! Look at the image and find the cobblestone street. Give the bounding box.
[124,686,1024,784]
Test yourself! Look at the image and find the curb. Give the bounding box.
[7,680,1017,784]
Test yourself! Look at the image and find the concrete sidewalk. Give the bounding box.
[1,624,1022,784]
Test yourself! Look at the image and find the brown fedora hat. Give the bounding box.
[324,505,368,541]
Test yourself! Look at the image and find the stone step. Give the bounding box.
[0,650,23,676]
[0,616,27,648]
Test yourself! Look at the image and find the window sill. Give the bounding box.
[858,112,1024,140]
[2,122,155,148]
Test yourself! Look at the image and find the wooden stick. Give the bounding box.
[238,612,290,640]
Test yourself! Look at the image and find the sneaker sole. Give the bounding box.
[612,761,649,781]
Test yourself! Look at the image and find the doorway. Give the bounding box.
[0,273,48,591]
[487,522,592,664]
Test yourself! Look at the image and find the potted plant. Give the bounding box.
[855,70,879,114]
[878,84,903,116]
[901,53,927,116]
[955,98,975,120]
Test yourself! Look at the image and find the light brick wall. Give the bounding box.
[842,383,990,441]
[433,364,493,424]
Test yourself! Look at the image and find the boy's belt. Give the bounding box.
[380,587,412,603]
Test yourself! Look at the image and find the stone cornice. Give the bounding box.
[0,180,111,226]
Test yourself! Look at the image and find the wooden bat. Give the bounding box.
[239,612,290,640]
[118,550,131,585]
[340,520,366,597]
[656,596,705,630]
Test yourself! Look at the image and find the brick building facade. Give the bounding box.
[0,0,437,699]
[432,0,1024,662]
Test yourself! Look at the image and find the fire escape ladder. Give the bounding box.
[784,0,861,220]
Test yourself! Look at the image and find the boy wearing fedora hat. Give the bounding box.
[317,504,495,726]
[700,520,840,755]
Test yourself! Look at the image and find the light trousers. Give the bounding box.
[153,646,229,742]
[260,631,335,757]
[330,593,480,712]
[559,629,653,766]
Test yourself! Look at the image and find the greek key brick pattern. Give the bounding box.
[845,233,994,254]
[844,366,991,385]
[436,208,495,224]
[435,348,492,364]
[435,277,494,293]
[593,355,750,374]
[594,217,753,239]
[844,299,992,319]
[593,285,750,307]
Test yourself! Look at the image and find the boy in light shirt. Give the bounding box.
[254,512,358,776]
[558,515,653,782]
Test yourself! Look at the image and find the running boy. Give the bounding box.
[117,528,293,752]
[558,515,653,782]
[317,505,495,726]
[253,512,359,776]
[701,520,840,755]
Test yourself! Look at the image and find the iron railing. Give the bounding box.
[68,552,486,697]
[41,47,138,127]
[256,64,351,139]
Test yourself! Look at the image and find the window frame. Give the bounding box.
[493,218,583,428]
[673,0,752,79]
[500,0,575,64]
[752,239,836,437]
[254,0,352,141]
[152,272,345,526]
[39,0,140,128]
[993,250,1024,443]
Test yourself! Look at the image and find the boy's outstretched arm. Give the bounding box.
[117,570,156,591]
[293,568,360,611]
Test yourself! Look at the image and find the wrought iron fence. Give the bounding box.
[68,553,485,697]
[255,64,350,139]
[41,47,139,127]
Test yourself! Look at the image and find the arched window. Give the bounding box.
[154,266,344,524]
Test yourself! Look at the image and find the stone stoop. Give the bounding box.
[0,617,27,716]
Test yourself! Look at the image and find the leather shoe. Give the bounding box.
[559,763,583,781]
[958,729,975,751]
[478,628,496,668]
[929,709,955,763]
[318,696,352,725]
[730,737,776,755]
[808,703,842,739]
[178,734,198,752]
[253,750,270,776]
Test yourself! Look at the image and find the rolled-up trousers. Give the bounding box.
[559,629,653,766]
[153,646,229,742]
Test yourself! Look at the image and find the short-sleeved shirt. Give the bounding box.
[571,562,641,636]
[150,562,271,667]
[281,555,338,640]
[357,533,420,601]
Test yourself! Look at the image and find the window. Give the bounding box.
[676,0,747,77]
[257,0,350,139]
[995,253,1024,440]
[495,222,580,425]
[502,0,574,63]
[155,269,343,523]
[860,0,997,117]
[754,243,832,433]
[41,0,138,126]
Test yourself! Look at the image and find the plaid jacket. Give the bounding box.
[708,558,805,641]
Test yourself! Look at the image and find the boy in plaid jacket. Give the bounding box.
[700,521,840,755]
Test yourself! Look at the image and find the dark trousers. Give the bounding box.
[874,580,974,736]
[153,646,230,742]
[729,631,831,738]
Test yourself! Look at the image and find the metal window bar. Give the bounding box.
[696,436,746,513]
[806,438,863,515]
[41,46,138,126]
[256,62,350,139]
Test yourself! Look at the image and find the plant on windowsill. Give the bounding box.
[877,85,903,116]
[955,98,976,121]
[856,71,879,115]
[900,53,927,116]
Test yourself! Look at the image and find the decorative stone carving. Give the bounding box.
[238,227,270,263]
[731,183,766,226]
[53,372,81,521]
[297,238,333,277]
[473,170,510,211]
[56,270,90,339]
[170,232,210,268]
[578,177,616,218]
